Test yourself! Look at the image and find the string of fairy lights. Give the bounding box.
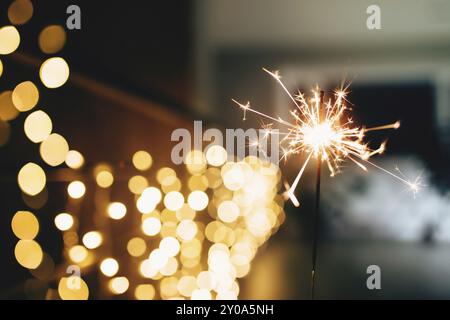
[1,0,286,300]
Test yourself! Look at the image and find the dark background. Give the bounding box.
[1,0,450,299]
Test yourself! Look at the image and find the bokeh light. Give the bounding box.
[67,181,86,199]
[100,258,119,277]
[38,25,66,54]
[54,213,73,231]
[12,81,39,112]
[108,202,127,220]
[39,57,70,89]
[187,190,209,211]
[82,231,103,249]
[0,26,20,55]
[24,110,52,143]
[164,191,184,211]
[135,284,155,300]
[142,217,161,236]
[8,0,33,25]
[132,150,153,171]
[109,277,129,294]
[18,162,46,196]
[11,211,39,240]
[58,277,89,300]
[65,150,84,169]
[14,239,43,269]
[127,237,147,257]
[40,133,69,166]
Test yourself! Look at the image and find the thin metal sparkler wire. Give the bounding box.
[311,154,321,300]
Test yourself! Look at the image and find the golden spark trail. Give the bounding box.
[233,68,422,203]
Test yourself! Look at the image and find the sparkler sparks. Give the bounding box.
[233,68,421,205]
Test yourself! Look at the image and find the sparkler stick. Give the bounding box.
[311,153,321,300]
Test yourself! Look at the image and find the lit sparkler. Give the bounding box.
[233,68,423,299]
[233,68,422,204]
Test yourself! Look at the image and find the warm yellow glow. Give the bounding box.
[132,150,153,171]
[109,277,129,294]
[142,187,162,204]
[164,191,184,211]
[38,25,66,54]
[160,277,179,298]
[11,211,39,240]
[176,204,195,221]
[12,81,39,112]
[161,176,182,193]
[67,181,86,199]
[160,257,178,276]
[54,213,73,231]
[0,59,3,77]
[185,150,207,175]
[39,57,70,88]
[206,145,228,167]
[65,150,84,169]
[128,175,148,194]
[96,170,114,188]
[222,163,245,191]
[108,202,127,220]
[100,258,119,277]
[14,239,43,269]
[197,271,216,291]
[136,195,157,214]
[8,0,33,25]
[68,245,88,263]
[176,220,197,241]
[82,231,102,249]
[140,259,158,278]
[24,110,52,143]
[187,190,209,211]
[148,248,169,270]
[217,200,240,223]
[18,162,46,196]
[177,276,197,297]
[142,217,161,236]
[127,237,147,257]
[58,277,89,300]
[156,167,176,184]
[0,26,20,55]
[40,133,69,166]
[0,90,19,120]
[159,236,180,257]
[191,289,212,300]
[188,175,209,191]
[135,284,155,300]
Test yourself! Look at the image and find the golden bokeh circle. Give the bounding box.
[38,25,66,54]
[11,211,39,240]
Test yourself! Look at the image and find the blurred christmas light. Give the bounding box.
[67,180,86,199]
[12,81,39,112]
[8,0,33,25]
[0,25,20,55]
[18,162,46,196]
[65,150,84,169]
[24,110,53,143]
[38,25,66,54]
[39,57,70,89]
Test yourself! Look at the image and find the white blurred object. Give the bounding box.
[323,157,450,242]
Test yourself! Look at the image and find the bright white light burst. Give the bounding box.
[233,68,423,205]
